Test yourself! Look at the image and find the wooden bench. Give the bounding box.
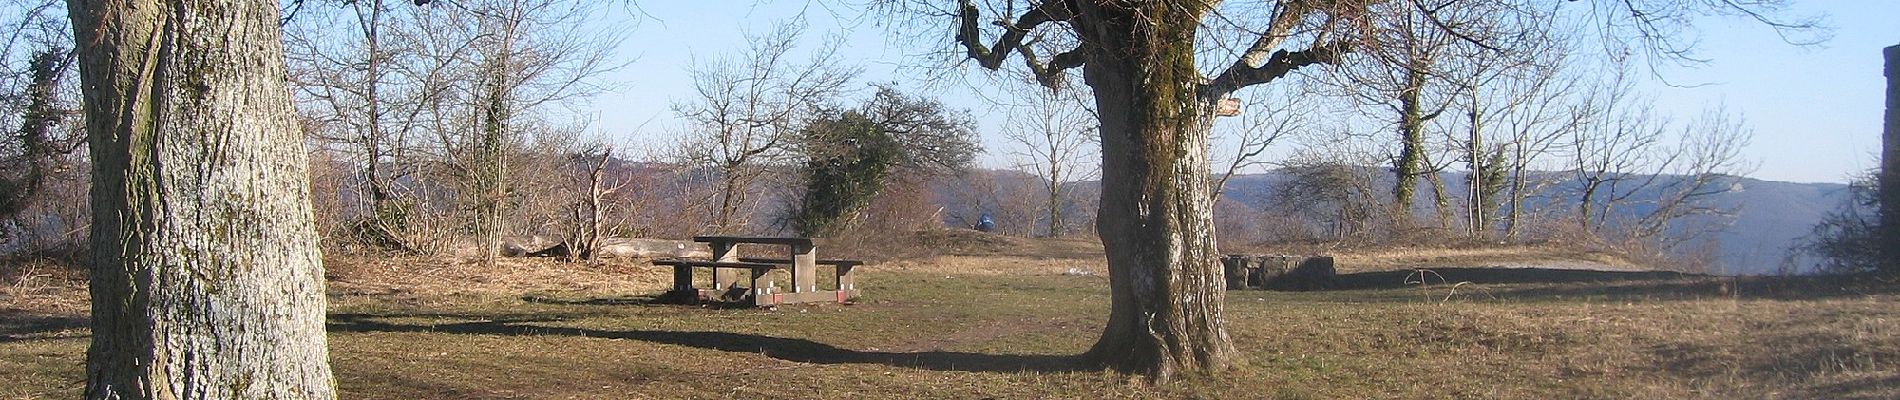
[651,236,864,307]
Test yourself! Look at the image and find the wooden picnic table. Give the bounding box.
[651,236,862,307]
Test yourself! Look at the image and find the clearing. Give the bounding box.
[4,232,1899,399]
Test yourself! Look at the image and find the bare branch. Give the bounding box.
[954,0,1081,88]
[1017,44,1085,89]
[1203,41,1351,100]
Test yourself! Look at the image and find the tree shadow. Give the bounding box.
[1484,276,1900,302]
[517,294,657,306]
[1647,327,1900,399]
[518,292,823,310]
[1799,373,1900,400]
[0,312,88,343]
[326,313,1085,373]
[1329,267,1696,291]
[1322,268,1900,302]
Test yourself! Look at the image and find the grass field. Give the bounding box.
[5,239,1900,399]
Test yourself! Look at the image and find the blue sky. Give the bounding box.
[1637,1,1899,183]
[583,1,1899,184]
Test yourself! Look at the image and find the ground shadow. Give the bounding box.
[1322,268,1900,302]
[1646,325,1900,399]
[1329,267,1696,291]
[0,313,87,343]
[1486,274,1900,301]
[326,313,1085,374]
[519,292,827,310]
[518,294,657,306]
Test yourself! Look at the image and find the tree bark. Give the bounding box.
[69,0,337,397]
[1882,44,1900,273]
[1423,152,1452,229]
[582,147,610,260]
[1393,66,1428,227]
[475,64,509,261]
[1073,2,1236,382]
[1467,102,1488,237]
[1045,164,1064,237]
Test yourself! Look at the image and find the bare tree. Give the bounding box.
[1003,87,1095,237]
[1477,66,1587,239]
[882,0,1818,380]
[1209,86,1306,202]
[285,0,422,251]
[674,22,856,234]
[1563,67,1754,262]
[1476,54,1595,240]
[1322,3,1456,227]
[1277,129,1391,241]
[569,144,618,260]
[1317,0,1560,230]
[68,0,335,396]
[407,0,620,258]
[1625,107,1755,255]
[1568,71,1667,235]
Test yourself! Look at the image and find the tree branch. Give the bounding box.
[1203,41,1351,100]
[1229,1,1310,73]
[955,0,1081,86]
[1019,44,1086,89]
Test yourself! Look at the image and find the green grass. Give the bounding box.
[5,266,1900,399]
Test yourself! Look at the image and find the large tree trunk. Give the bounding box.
[69,0,337,397]
[1074,2,1236,382]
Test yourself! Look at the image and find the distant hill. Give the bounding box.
[1210,170,1850,275]
[1702,178,1849,274]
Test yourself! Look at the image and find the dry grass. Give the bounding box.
[4,234,1899,399]
[0,257,88,316]
[1331,245,1643,274]
[325,255,676,299]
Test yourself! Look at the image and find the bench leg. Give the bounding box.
[836,264,857,303]
[671,266,693,292]
[751,267,777,307]
[712,242,740,291]
[657,266,698,303]
[790,243,816,294]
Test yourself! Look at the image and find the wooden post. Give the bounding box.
[711,242,739,290]
[836,264,857,301]
[1882,44,1900,272]
[671,266,692,293]
[751,267,776,307]
[790,243,817,293]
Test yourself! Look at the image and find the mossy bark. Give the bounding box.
[1072,2,1237,382]
[69,0,336,397]
[1393,65,1427,227]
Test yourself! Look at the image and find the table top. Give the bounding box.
[692,236,815,246]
